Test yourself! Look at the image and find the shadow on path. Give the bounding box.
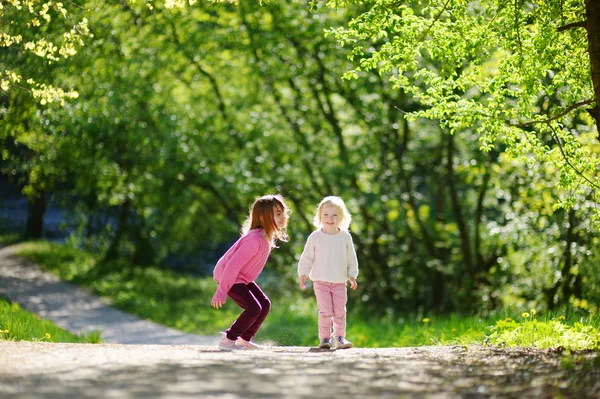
[1,342,599,398]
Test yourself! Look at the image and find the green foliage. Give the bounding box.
[323,0,600,216]
[14,240,600,349]
[488,313,600,350]
[0,1,90,103]
[0,295,101,343]
[2,0,600,317]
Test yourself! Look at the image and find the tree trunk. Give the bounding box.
[585,0,600,139]
[431,270,445,311]
[131,230,156,266]
[446,134,475,281]
[560,211,577,303]
[104,199,131,261]
[25,194,45,239]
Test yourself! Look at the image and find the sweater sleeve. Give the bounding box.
[298,234,315,277]
[212,236,260,303]
[346,233,359,279]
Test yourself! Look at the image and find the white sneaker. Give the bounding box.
[334,336,353,349]
[236,338,267,350]
[217,333,243,351]
[318,338,332,349]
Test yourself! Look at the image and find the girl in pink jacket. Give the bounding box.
[211,194,290,351]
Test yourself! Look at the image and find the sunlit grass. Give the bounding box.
[487,312,600,350]
[344,311,600,350]
[13,240,600,349]
[0,295,101,343]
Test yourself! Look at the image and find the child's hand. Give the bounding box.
[349,277,358,290]
[299,275,308,290]
[211,300,225,309]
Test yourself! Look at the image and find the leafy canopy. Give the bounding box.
[319,0,599,216]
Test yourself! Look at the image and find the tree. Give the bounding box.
[0,1,90,104]
[321,0,599,219]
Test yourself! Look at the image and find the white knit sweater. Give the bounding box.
[297,229,359,283]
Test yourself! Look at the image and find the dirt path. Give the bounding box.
[1,341,599,398]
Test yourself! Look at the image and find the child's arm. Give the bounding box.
[211,236,260,305]
[297,234,315,287]
[346,233,359,290]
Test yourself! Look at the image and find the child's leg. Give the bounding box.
[313,282,334,340]
[225,283,264,341]
[239,282,271,341]
[331,283,348,337]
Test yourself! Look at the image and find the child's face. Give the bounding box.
[320,205,340,229]
[273,206,287,229]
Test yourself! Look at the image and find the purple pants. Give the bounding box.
[225,282,271,341]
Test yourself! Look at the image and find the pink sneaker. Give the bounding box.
[236,338,267,350]
[217,333,243,351]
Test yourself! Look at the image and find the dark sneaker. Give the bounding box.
[318,338,332,349]
[334,336,353,349]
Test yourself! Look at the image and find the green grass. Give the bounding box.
[0,295,101,343]
[0,231,25,246]
[12,240,600,349]
[486,313,600,350]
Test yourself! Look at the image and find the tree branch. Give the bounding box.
[516,99,595,127]
[514,0,523,55]
[446,132,475,280]
[166,21,229,125]
[419,0,451,42]
[557,21,587,32]
[546,123,600,190]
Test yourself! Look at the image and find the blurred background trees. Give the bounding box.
[1,0,598,316]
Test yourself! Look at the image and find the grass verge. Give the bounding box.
[0,295,101,343]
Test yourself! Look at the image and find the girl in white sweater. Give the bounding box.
[298,196,359,349]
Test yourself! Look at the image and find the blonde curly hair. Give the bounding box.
[313,196,352,231]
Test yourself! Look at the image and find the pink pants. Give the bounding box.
[313,281,347,339]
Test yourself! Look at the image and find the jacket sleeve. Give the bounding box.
[212,236,260,303]
[297,234,315,277]
[346,233,359,279]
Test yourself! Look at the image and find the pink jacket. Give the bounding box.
[212,228,271,303]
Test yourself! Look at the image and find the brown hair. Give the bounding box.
[241,194,290,247]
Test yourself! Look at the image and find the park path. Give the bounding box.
[0,245,217,345]
[1,341,599,398]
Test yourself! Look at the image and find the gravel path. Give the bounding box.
[0,245,216,345]
[1,341,599,398]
